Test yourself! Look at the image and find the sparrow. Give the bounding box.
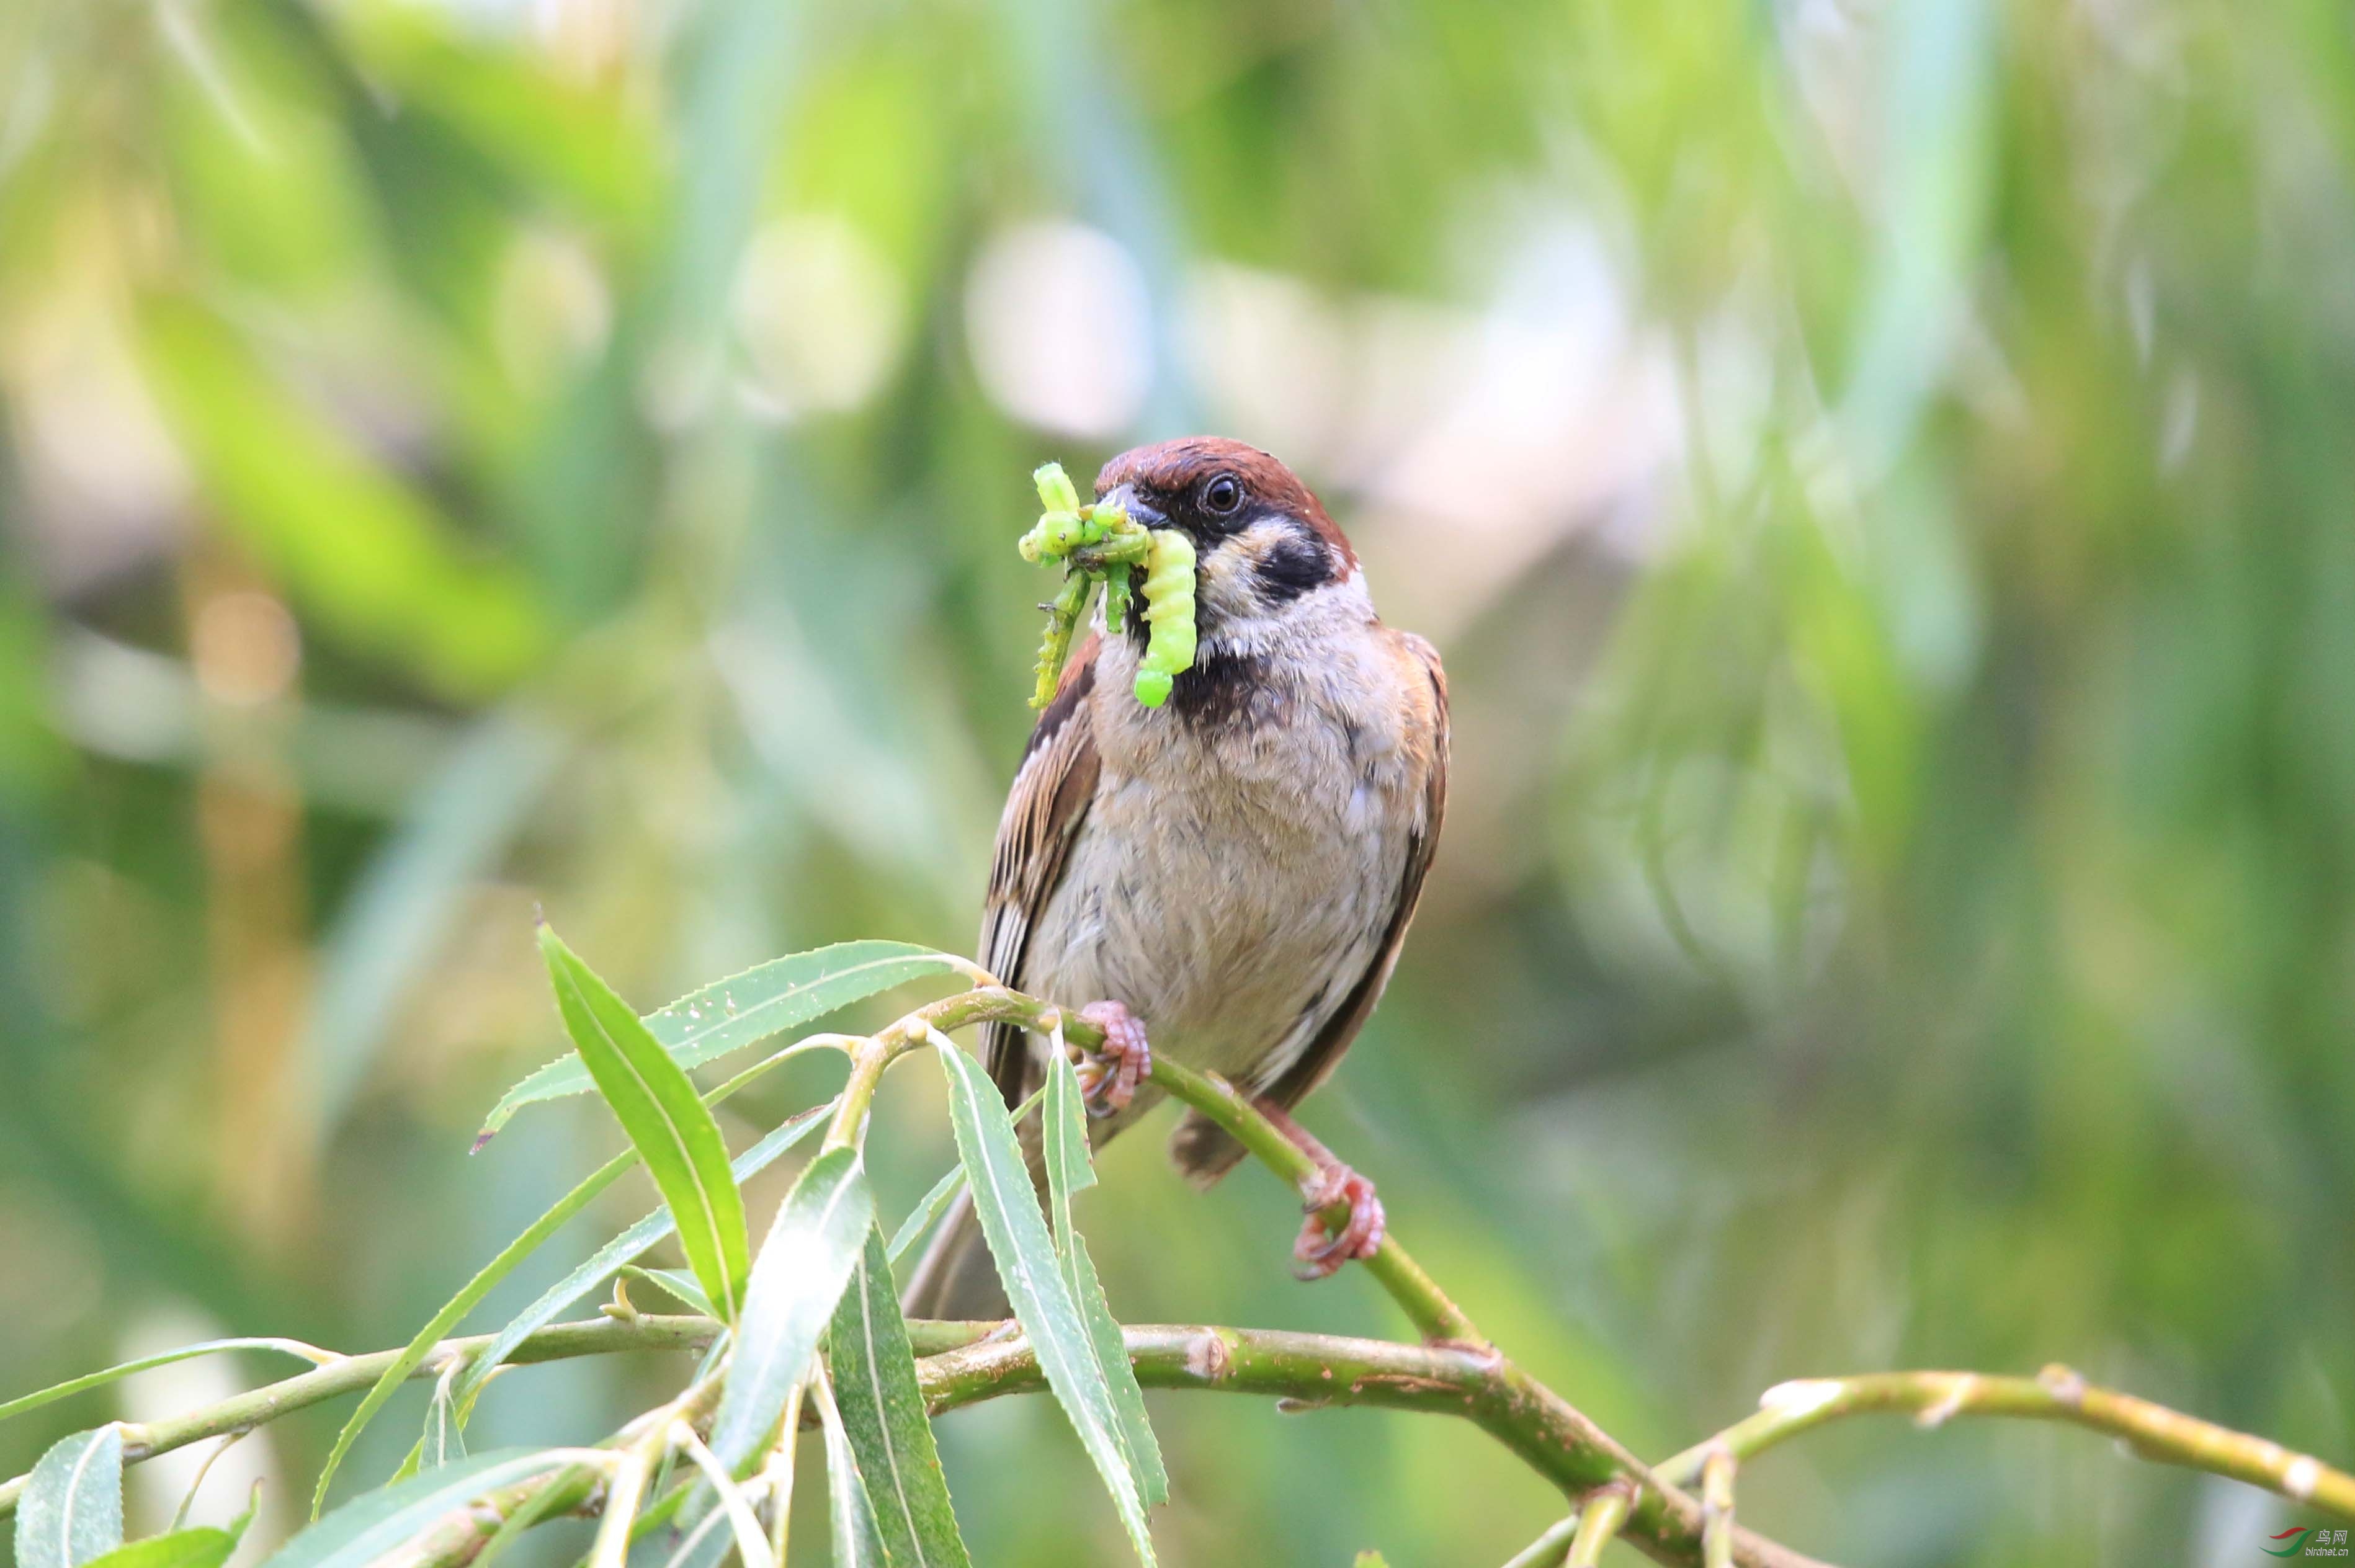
[903,436,1449,1319]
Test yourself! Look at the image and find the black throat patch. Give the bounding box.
[1127,617,1271,729]
[1168,650,1273,728]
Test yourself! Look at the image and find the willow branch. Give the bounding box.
[0,1316,728,1517]
[914,1324,1828,1568]
[864,986,1797,1568]
[1654,1365,2355,1522]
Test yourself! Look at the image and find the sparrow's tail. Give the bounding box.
[898,1187,1013,1321]
[1167,1108,1253,1188]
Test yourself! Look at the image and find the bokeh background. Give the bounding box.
[5,0,2354,1564]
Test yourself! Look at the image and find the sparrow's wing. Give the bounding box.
[978,632,1103,1107]
[1169,630,1449,1184]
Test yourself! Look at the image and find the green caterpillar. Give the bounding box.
[1030,569,1094,709]
[1019,461,1197,709]
[1131,529,1196,708]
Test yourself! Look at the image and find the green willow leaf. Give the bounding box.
[77,1523,243,1568]
[884,1087,1047,1267]
[641,1508,733,1568]
[264,1451,573,1568]
[454,1463,576,1568]
[310,1146,637,1517]
[1043,1051,1168,1507]
[619,1267,715,1319]
[452,1103,829,1422]
[480,942,971,1141]
[667,1434,771,1568]
[16,1427,123,1568]
[829,1229,972,1567]
[883,1163,968,1267]
[707,1146,874,1476]
[0,1342,326,1426]
[815,1380,887,1568]
[933,1040,1156,1566]
[539,925,749,1322]
[386,1437,424,1489]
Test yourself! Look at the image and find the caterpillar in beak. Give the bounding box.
[1019,461,1199,709]
[1131,530,1197,708]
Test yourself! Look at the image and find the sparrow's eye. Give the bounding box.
[1201,474,1244,516]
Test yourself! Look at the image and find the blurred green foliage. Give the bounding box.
[3,0,2352,1564]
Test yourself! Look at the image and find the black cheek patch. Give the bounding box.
[1256,534,1334,602]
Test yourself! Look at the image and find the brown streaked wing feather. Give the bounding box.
[980,633,1102,1106]
[1168,631,1449,1183]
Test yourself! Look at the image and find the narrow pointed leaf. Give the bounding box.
[933,1040,1156,1565]
[311,1144,638,1516]
[481,942,970,1139]
[76,1463,249,1568]
[884,1087,1045,1267]
[829,1229,972,1567]
[453,1103,829,1420]
[668,1433,772,1568]
[619,1268,715,1319]
[1,1343,327,1426]
[884,1164,968,1267]
[315,1053,818,1517]
[77,1528,240,1568]
[386,1439,424,1487]
[1043,1051,1168,1507]
[707,1146,875,1474]
[16,1427,123,1568]
[1066,1232,1165,1503]
[457,1464,576,1568]
[539,926,749,1321]
[641,1508,733,1568]
[268,1452,577,1568]
[815,1382,887,1568]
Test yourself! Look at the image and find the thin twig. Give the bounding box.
[1702,1448,1736,1568]
[1653,1365,2355,1523]
[1501,1510,1583,1568]
[0,1316,721,1517]
[1565,1484,1633,1567]
[906,987,1483,1343]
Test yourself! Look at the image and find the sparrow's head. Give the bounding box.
[1093,437,1363,654]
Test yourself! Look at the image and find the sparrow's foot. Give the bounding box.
[1252,1097,1386,1280]
[1074,1000,1151,1117]
[1293,1163,1385,1280]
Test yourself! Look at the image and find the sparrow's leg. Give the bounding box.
[1253,1098,1386,1279]
[1073,1000,1152,1117]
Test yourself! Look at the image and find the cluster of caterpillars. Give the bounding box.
[1017,462,1198,710]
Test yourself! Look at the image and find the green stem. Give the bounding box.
[1501,1510,1583,1568]
[1653,1365,2355,1522]
[913,1324,1826,1568]
[823,1044,890,1153]
[0,1316,718,1517]
[1143,1052,1481,1345]
[1565,1485,1632,1567]
[1702,1449,1736,1568]
[921,987,1483,1345]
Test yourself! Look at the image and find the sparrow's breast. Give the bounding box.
[1020,626,1424,1091]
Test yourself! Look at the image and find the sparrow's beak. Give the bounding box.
[1096,483,1164,530]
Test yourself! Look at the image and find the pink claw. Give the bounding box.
[1074,1000,1151,1116]
[1294,1164,1385,1280]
